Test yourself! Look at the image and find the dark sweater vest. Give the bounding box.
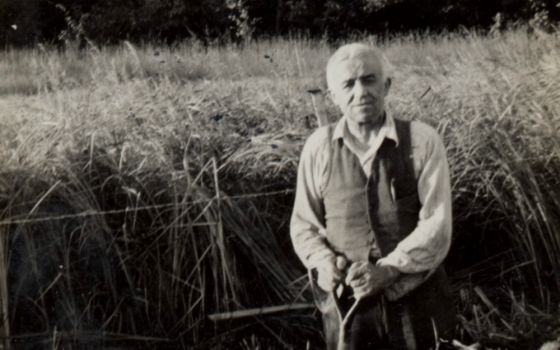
[323,119,420,262]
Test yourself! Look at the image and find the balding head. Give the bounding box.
[325,43,392,128]
[326,43,389,92]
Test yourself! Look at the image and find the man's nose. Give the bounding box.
[353,81,367,98]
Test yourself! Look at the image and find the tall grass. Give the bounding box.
[0,28,559,347]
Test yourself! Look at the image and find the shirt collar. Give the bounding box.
[331,112,399,147]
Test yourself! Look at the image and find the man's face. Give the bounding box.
[328,54,390,126]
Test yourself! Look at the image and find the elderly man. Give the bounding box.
[290,43,456,349]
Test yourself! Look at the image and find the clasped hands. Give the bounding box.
[316,255,399,300]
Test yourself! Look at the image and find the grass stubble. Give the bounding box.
[0,28,559,349]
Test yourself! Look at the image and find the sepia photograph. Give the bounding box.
[0,0,559,349]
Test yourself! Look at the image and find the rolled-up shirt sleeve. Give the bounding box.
[378,124,452,274]
[290,129,335,270]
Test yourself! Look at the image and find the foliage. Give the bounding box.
[0,0,559,46]
[0,28,559,348]
[226,0,257,41]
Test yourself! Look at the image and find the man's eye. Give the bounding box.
[343,81,354,89]
[363,76,376,84]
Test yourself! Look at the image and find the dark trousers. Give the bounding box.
[313,269,456,350]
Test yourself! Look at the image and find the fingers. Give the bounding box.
[345,262,385,299]
[353,284,381,299]
[348,274,369,289]
[316,259,399,295]
[352,286,368,299]
[350,275,383,299]
[316,257,345,292]
[344,261,368,285]
[327,264,345,282]
[335,255,348,271]
[347,263,370,289]
[317,273,338,291]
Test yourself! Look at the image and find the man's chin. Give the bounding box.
[348,112,384,125]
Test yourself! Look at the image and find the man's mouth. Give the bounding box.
[354,103,374,108]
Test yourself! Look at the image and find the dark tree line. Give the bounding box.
[0,0,558,46]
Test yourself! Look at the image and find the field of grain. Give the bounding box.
[0,28,559,349]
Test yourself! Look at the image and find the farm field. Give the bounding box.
[0,28,559,349]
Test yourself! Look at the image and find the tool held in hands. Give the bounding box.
[331,255,362,350]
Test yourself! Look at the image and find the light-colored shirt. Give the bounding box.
[290,113,452,276]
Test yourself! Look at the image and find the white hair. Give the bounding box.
[326,43,391,90]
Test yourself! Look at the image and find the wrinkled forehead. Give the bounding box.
[326,52,383,87]
[326,45,384,88]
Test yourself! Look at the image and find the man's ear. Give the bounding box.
[384,77,392,96]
